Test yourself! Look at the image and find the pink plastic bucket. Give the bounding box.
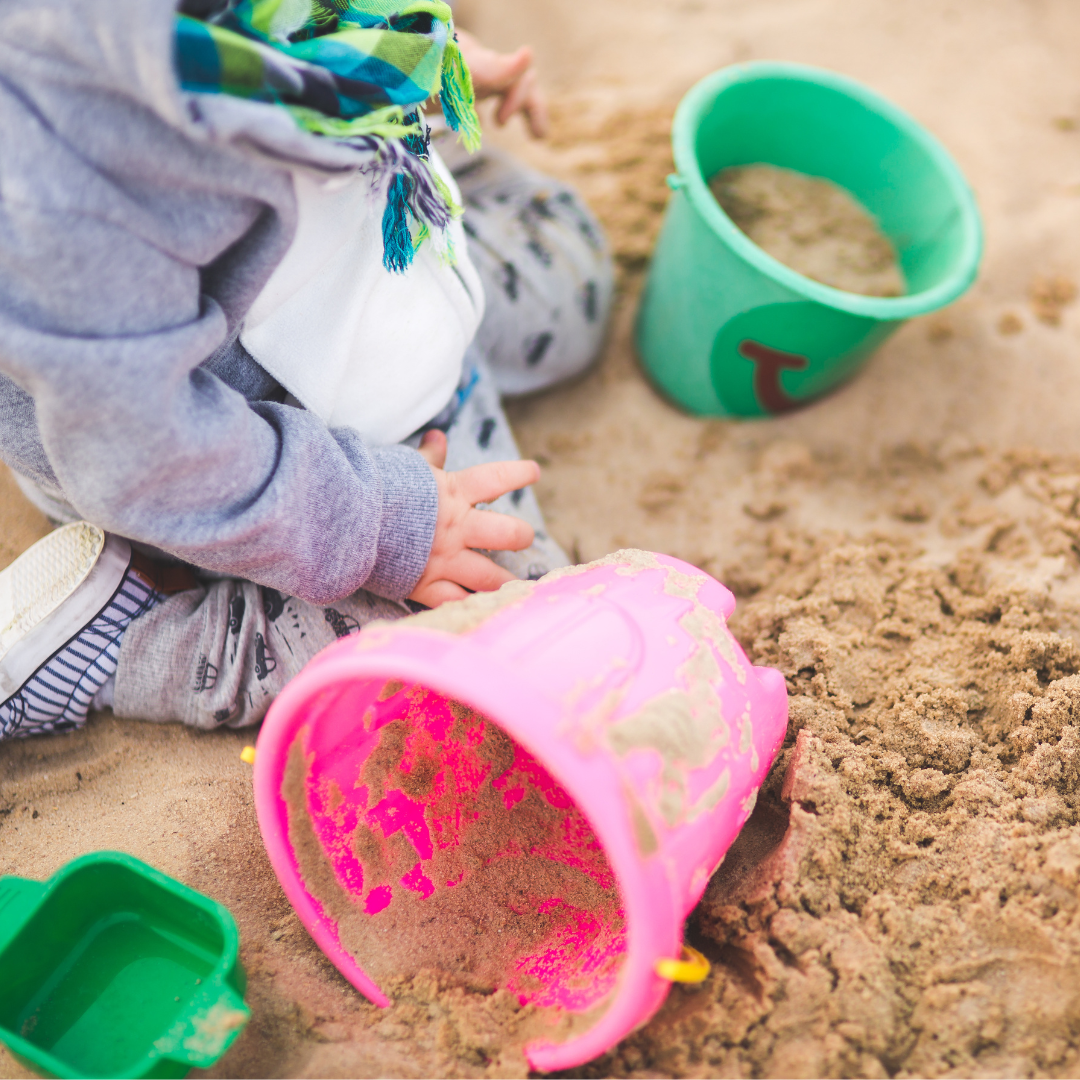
[252,551,788,1071]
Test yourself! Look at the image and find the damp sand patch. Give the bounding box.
[280,689,624,1059]
[710,164,905,297]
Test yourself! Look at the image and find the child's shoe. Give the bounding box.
[0,523,159,739]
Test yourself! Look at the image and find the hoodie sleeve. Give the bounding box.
[0,43,438,605]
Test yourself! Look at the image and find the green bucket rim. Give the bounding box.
[672,60,984,321]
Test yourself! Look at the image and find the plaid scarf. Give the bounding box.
[175,0,481,272]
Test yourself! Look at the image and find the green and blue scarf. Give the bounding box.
[175,0,481,272]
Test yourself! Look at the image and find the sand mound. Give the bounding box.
[598,534,1080,1076]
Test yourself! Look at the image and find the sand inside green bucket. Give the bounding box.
[709,164,906,297]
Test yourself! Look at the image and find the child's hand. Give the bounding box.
[456,29,549,139]
[409,430,540,608]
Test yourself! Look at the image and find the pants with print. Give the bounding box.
[112,149,614,729]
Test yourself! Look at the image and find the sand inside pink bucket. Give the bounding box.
[281,684,624,1030]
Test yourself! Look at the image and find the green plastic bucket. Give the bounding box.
[0,853,249,1079]
[636,62,983,417]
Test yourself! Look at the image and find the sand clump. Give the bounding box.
[1029,273,1079,326]
[710,164,906,297]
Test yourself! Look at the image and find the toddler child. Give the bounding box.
[0,0,612,738]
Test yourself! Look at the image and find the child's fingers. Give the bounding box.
[456,459,541,506]
[463,507,534,552]
[418,429,448,469]
[444,548,519,594]
[483,46,532,95]
[410,548,520,606]
[411,578,471,608]
[524,83,549,139]
[496,66,538,127]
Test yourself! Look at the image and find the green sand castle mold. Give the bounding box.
[0,852,248,1079]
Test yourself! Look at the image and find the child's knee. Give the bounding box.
[462,165,614,396]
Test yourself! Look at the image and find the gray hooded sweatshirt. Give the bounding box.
[0,0,440,604]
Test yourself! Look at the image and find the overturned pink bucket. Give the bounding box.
[253,551,788,1071]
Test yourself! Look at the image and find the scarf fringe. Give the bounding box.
[382,173,415,274]
[368,124,458,273]
[439,36,482,153]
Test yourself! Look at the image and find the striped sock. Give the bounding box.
[0,568,160,740]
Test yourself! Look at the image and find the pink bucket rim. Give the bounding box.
[253,624,681,1072]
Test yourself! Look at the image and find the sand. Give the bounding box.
[709,165,905,297]
[5,1,1080,1077]
[280,700,622,999]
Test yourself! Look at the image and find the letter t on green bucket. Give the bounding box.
[636,61,984,417]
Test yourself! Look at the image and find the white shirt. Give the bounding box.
[240,147,485,447]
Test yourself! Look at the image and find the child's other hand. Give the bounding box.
[409,430,539,608]
[456,29,549,139]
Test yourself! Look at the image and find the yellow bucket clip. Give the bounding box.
[655,944,710,983]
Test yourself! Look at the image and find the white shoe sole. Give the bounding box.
[0,523,131,699]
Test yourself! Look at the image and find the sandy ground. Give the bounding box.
[5,1,1080,1077]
